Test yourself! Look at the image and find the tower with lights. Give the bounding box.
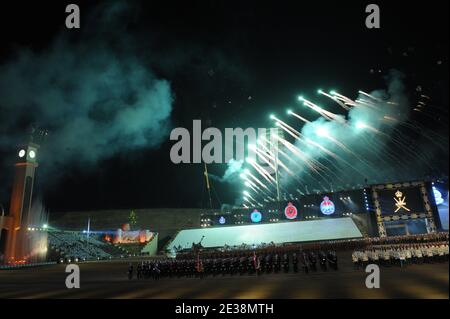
[0,128,44,263]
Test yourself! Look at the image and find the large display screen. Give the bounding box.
[377,187,425,216]
[433,182,449,230]
[267,189,367,220]
[384,219,428,236]
[313,190,364,217]
[201,213,237,226]
[216,189,368,227]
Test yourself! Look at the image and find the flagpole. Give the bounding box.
[204,163,213,210]
[87,217,90,240]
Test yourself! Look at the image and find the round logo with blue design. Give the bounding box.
[320,196,335,215]
[250,210,262,223]
[218,216,226,224]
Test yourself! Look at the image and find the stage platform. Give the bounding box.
[167,217,363,250]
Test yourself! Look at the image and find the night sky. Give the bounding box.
[0,0,448,212]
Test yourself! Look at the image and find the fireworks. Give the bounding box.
[234,78,447,208]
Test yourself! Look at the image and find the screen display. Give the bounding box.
[384,219,429,236]
[284,202,298,219]
[201,213,237,226]
[377,187,425,216]
[250,209,263,223]
[274,189,367,219]
[433,182,449,230]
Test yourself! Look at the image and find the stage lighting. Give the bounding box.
[29,150,36,159]
[287,109,292,114]
[269,114,275,120]
[243,191,250,196]
[330,90,336,95]
[317,89,323,94]
[246,157,254,164]
[18,149,26,158]
[297,96,304,101]
[43,224,48,229]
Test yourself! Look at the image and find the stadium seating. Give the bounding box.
[48,231,124,261]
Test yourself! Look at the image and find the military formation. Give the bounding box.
[126,232,448,280]
[352,241,449,268]
[127,249,338,280]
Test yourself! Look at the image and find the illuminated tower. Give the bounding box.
[3,142,39,262]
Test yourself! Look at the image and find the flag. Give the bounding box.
[253,251,260,270]
[196,253,203,272]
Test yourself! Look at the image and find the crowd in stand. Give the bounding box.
[48,231,123,261]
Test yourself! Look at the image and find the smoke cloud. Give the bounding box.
[0,2,173,176]
[209,159,244,184]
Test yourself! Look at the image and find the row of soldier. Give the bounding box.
[352,241,449,268]
[173,232,448,261]
[127,250,338,280]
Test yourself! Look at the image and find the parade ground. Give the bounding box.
[0,256,447,299]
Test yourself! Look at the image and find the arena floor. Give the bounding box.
[0,254,448,299]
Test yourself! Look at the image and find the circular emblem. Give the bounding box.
[433,187,444,205]
[250,210,262,223]
[284,202,298,219]
[218,216,226,224]
[320,196,335,215]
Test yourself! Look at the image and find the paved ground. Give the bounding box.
[0,255,448,299]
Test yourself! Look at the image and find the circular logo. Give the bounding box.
[250,210,262,223]
[218,216,226,224]
[284,202,298,219]
[320,196,335,215]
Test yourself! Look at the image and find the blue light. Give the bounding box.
[250,210,262,223]
[433,187,444,205]
[218,216,226,224]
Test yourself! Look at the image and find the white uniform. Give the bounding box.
[415,248,423,258]
[405,249,412,259]
[362,251,369,262]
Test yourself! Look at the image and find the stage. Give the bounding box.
[168,217,363,250]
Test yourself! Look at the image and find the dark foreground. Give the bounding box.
[0,255,448,299]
